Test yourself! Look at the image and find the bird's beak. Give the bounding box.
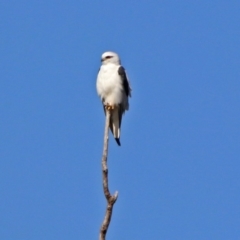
[101,58,104,62]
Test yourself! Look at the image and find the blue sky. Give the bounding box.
[0,1,240,239]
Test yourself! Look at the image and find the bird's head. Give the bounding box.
[101,51,121,65]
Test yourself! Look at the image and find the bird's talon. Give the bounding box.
[105,104,115,111]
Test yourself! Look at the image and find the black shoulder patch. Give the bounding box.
[118,66,130,97]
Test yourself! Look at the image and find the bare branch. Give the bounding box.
[99,109,118,240]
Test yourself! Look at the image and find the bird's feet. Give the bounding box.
[105,103,115,111]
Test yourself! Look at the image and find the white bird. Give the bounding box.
[96,51,131,146]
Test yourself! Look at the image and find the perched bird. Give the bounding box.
[96,51,131,146]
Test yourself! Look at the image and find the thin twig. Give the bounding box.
[99,109,118,240]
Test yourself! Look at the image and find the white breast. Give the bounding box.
[96,64,124,105]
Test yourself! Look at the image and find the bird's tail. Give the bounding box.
[110,108,121,146]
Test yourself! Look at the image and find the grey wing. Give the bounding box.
[118,66,131,97]
[118,66,131,128]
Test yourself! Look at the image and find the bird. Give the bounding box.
[96,51,131,146]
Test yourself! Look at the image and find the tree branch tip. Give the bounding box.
[113,191,118,200]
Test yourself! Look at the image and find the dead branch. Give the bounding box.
[99,109,118,240]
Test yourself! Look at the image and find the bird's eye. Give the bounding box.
[105,56,112,59]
